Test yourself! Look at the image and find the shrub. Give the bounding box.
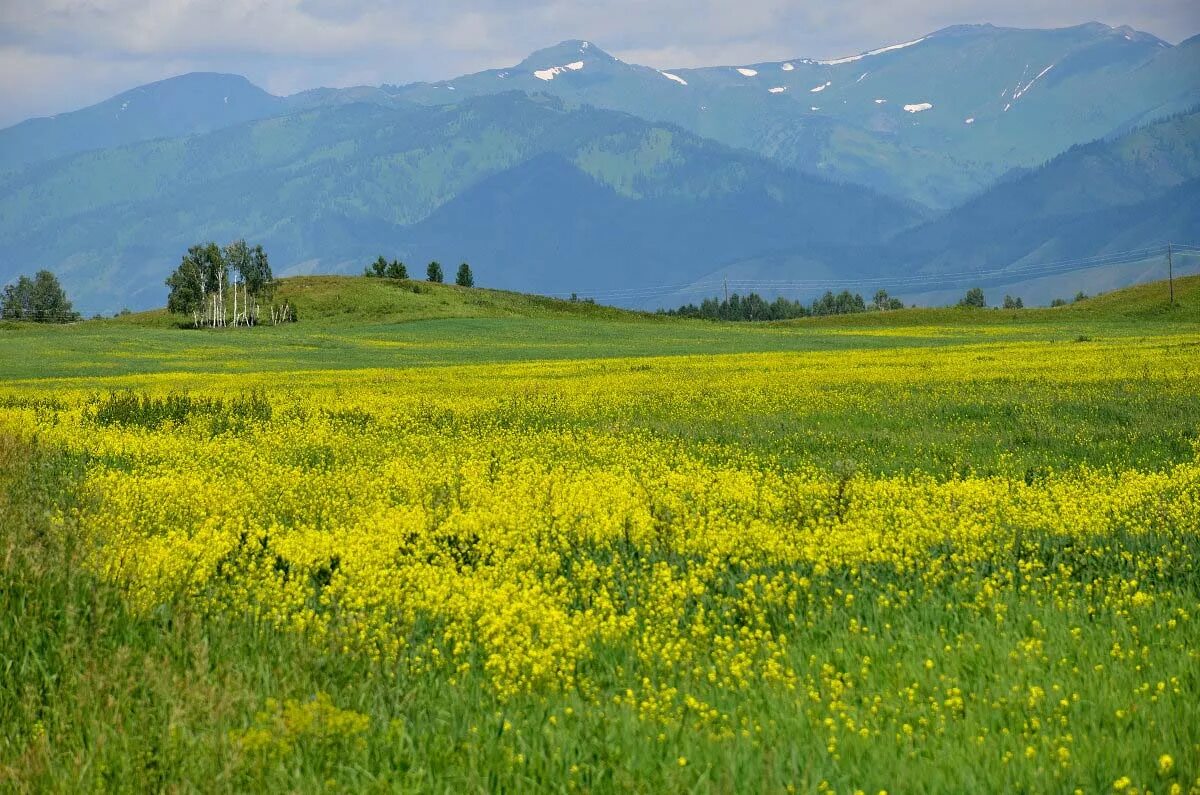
[958,288,986,308]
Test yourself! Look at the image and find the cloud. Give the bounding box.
[1,0,1197,126]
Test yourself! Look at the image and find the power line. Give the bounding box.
[553,244,1196,302]
[562,245,1171,297]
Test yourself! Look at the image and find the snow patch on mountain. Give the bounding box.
[810,82,831,93]
[903,102,932,113]
[781,63,795,71]
[660,71,688,85]
[1012,64,1055,101]
[874,98,887,104]
[769,86,787,93]
[534,61,585,81]
[818,37,927,66]
[737,67,758,76]
[965,117,975,124]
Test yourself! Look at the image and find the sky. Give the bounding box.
[1,0,1198,127]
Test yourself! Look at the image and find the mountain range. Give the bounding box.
[1,22,1198,313]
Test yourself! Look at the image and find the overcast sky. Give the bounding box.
[1,0,1197,127]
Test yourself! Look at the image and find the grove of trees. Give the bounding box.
[365,256,476,288]
[165,241,291,328]
[873,289,906,311]
[958,287,987,308]
[1,270,78,322]
[663,289,873,322]
[364,256,408,279]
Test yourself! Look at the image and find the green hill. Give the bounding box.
[108,270,1200,330]
[261,276,649,324]
[789,273,1200,327]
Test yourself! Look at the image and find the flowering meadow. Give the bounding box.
[2,290,1199,792]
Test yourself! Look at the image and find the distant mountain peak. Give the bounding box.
[928,21,1166,46]
[516,40,620,73]
[115,72,265,95]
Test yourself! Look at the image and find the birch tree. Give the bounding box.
[224,240,251,326]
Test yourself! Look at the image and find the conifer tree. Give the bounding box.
[455,262,474,287]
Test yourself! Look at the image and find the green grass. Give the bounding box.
[2,274,1197,383]
[2,275,1198,792]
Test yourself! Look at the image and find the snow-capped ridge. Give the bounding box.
[818,37,927,66]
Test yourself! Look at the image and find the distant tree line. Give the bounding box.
[1050,291,1089,307]
[364,256,474,287]
[958,288,1086,309]
[165,241,293,328]
[1,270,78,323]
[662,289,909,321]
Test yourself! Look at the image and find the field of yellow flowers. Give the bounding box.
[2,299,1199,792]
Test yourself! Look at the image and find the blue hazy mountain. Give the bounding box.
[386,25,1200,208]
[0,73,286,174]
[0,94,918,313]
[676,107,1200,303]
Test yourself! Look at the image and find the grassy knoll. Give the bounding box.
[1,276,1198,793]
[1,274,1197,382]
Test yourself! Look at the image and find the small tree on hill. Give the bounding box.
[31,271,75,321]
[166,253,205,325]
[456,262,474,287]
[872,289,904,311]
[235,242,273,324]
[367,256,387,278]
[1002,294,1024,309]
[1,276,33,321]
[1073,291,1089,303]
[426,261,443,283]
[386,260,407,279]
[958,287,986,308]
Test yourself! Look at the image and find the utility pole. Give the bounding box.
[723,276,729,306]
[1167,243,1174,304]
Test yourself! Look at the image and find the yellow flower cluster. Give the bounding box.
[2,335,1197,786]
